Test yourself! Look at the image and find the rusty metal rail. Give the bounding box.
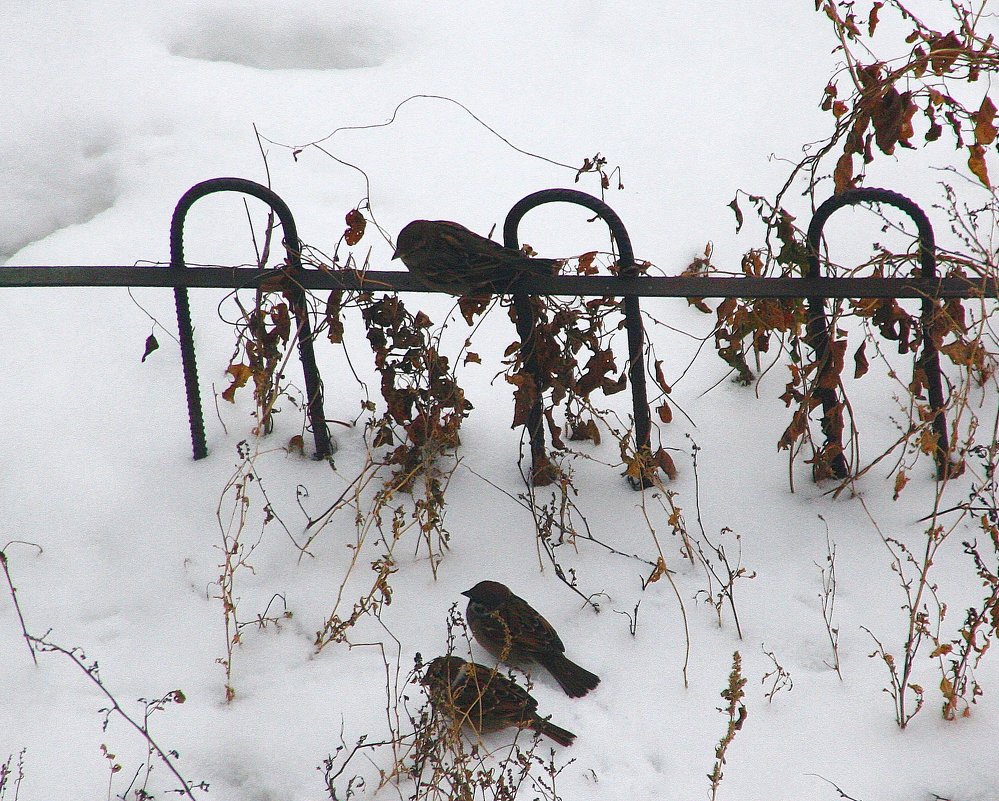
[3,179,996,485]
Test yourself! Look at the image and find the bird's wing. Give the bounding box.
[506,596,566,655]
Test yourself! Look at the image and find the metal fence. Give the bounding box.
[3,179,996,483]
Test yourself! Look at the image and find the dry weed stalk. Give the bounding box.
[931,412,999,719]
[689,441,756,640]
[0,541,42,667]
[214,442,297,701]
[707,651,748,801]
[0,750,27,801]
[815,519,844,679]
[640,483,693,688]
[28,634,205,800]
[761,645,794,702]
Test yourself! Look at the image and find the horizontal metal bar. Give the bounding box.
[1,266,997,299]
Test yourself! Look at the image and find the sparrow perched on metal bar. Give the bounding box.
[421,655,576,746]
[392,220,561,296]
[462,580,600,698]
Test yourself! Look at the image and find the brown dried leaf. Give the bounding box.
[578,350,617,396]
[940,339,981,366]
[728,196,744,232]
[917,427,940,456]
[325,291,345,343]
[820,82,838,111]
[141,333,159,363]
[657,402,673,424]
[458,294,492,325]
[817,338,847,390]
[654,359,672,394]
[867,1,882,36]
[716,297,737,322]
[871,88,917,154]
[893,469,909,500]
[654,447,678,480]
[969,144,992,188]
[779,408,809,450]
[925,112,943,143]
[569,418,601,445]
[463,352,481,365]
[344,209,366,246]
[577,251,599,275]
[854,341,869,379]
[506,372,537,428]
[270,303,291,343]
[974,96,998,146]
[928,31,963,75]
[646,557,668,585]
[602,372,628,396]
[834,151,855,194]
[222,363,253,403]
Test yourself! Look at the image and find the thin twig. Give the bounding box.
[30,635,200,800]
[1,541,42,667]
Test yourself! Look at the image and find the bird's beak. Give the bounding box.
[391,247,400,260]
[460,589,471,598]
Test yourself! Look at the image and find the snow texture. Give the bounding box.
[1,3,997,801]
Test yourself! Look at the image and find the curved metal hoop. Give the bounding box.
[170,177,333,460]
[806,188,949,479]
[503,189,652,487]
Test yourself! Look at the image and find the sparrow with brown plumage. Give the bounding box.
[462,580,600,698]
[420,655,576,747]
[393,219,562,296]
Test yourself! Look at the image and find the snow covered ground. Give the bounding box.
[2,3,997,800]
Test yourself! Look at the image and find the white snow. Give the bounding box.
[2,3,997,801]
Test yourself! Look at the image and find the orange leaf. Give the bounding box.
[974,96,998,146]
[834,151,855,193]
[222,363,253,403]
[893,469,909,499]
[654,448,678,480]
[577,251,599,275]
[969,144,991,188]
[657,402,673,424]
[344,209,366,246]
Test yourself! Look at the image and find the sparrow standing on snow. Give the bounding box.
[462,580,600,698]
[421,655,576,746]
[392,219,562,296]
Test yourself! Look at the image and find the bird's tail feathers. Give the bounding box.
[539,652,601,698]
[530,716,576,747]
